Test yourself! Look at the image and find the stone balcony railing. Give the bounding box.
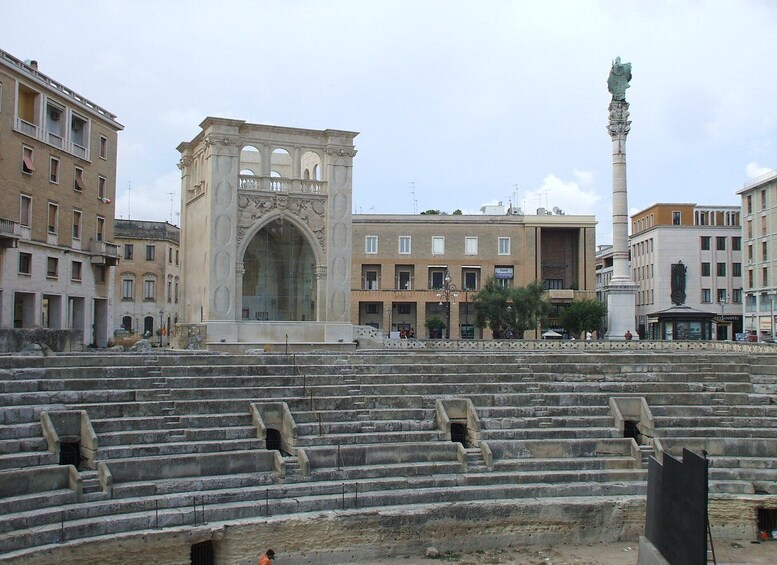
[0,217,21,248]
[89,239,120,266]
[239,175,326,195]
[14,118,90,160]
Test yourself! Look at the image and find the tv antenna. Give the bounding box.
[127,181,132,220]
[410,181,417,214]
[167,192,175,224]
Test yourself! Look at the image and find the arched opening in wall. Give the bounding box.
[143,316,153,337]
[266,428,282,452]
[121,315,132,331]
[301,151,322,181]
[59,441,81,468]
[239,145,261,176]
[242,219,316,322]
[623,420,641,443]
[270,147,291,179]
[190,540,215,565]
[450,422,468,447]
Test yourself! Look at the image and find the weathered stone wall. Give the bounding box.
[0,328,82,353]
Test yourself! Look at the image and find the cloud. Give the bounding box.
[522,172,602,216]
[745,161,773,179]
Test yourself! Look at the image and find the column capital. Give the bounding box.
[607,100,631,140]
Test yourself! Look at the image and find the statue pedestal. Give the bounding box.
[605,279,639,340]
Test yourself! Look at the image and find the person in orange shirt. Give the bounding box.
[259,548,275,565]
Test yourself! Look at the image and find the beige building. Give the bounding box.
[630,203,742,340]
[737,171,777,340]
[0,49,122,347]
[351,207,597,339]
[114,220,181,344]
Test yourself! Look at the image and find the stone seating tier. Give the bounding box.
[0,349,775,559]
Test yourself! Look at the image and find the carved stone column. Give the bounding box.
[605,98,639,340]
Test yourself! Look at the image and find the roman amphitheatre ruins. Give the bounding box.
[0,342,776,564]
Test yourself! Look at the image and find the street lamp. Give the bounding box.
[159,309,164,348]
[436,272,458,339]
[717,293,727,341]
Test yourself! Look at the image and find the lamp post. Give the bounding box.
[436,272,458,339]
[159,309,164,348]
[718,293,727,341]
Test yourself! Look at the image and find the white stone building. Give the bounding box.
[736,170,777,340]
[630,203,743,340]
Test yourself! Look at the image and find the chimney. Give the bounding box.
[30,60,38,70]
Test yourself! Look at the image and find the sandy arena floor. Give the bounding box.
[348,540,776,564]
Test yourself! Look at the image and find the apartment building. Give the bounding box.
[351,207,597,339]
[630,203,742,340]
[0,50,122,347]
[114,220,181,343]
[737,171,777,340]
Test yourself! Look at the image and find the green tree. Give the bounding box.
[420,209,441,215]
[452,209,463,215]
[473,278,552,338]
[560,299,607,337]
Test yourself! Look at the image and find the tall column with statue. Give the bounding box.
[605,57,640,340]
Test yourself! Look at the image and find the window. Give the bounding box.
[732,288,742,303]
[98,176,106,200]
[399,236,411,255]
[46,257,58,278]
[167,280,172,302]
[122,279,134,300]
[748,245,753,261]
[672,211,681,225]
[124,244,134,260]
[397,304,411,315]
[49,157,59,183]
[96,216,105,242]
[174,281,179,303]
[364,269,379,290]
[99,135,108,159]
[732,237,741,251]
[22,146,35,174]
[763,267,769,287]
[18,252,32,275]
[168,247,173,263]
[365,235,377,254]
[716,262,726,277]
[397,269,412,290]
[464,237,478,255]
[747,220,753,239]
[175,249,179,265]
[432,236,445,255]
[146,245,156,261]
[747,195,752,214]
[47,203,58,234]
[701,262,710,277]
[498,237,510,255]
[748,270,754,287]
[716,236,726,251]
[429,269,446,289]
[94,265,105,284]
[717,289,727,303]
[701,288,711,303]
[74,167,85,191]
[366,303,379,314]
[144,279,156,300]
[761,189,767,210]
[71,261,82,281]
[763,241,768,261]
[463,269,479,290]
[700,236,711,250]
[544,279,564,290]
[20,195,32,227]
[733,263,742,277]
[72,210,81,240]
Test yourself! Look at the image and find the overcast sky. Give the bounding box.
[3,1,776,244]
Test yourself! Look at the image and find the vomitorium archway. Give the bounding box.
[177,118,358,350]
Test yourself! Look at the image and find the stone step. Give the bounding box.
[97,438,264,460]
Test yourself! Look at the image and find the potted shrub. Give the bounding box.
[425,317,446,339]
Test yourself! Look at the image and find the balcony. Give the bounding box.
[89,239,120,266]
[0,218,21,248]
[239,175,326,194]
[14,118,91,161]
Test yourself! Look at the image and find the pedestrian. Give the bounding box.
[259,548,275,565]
[586,331,592,341]
[624,330,633,341]
[408,327,415,339]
